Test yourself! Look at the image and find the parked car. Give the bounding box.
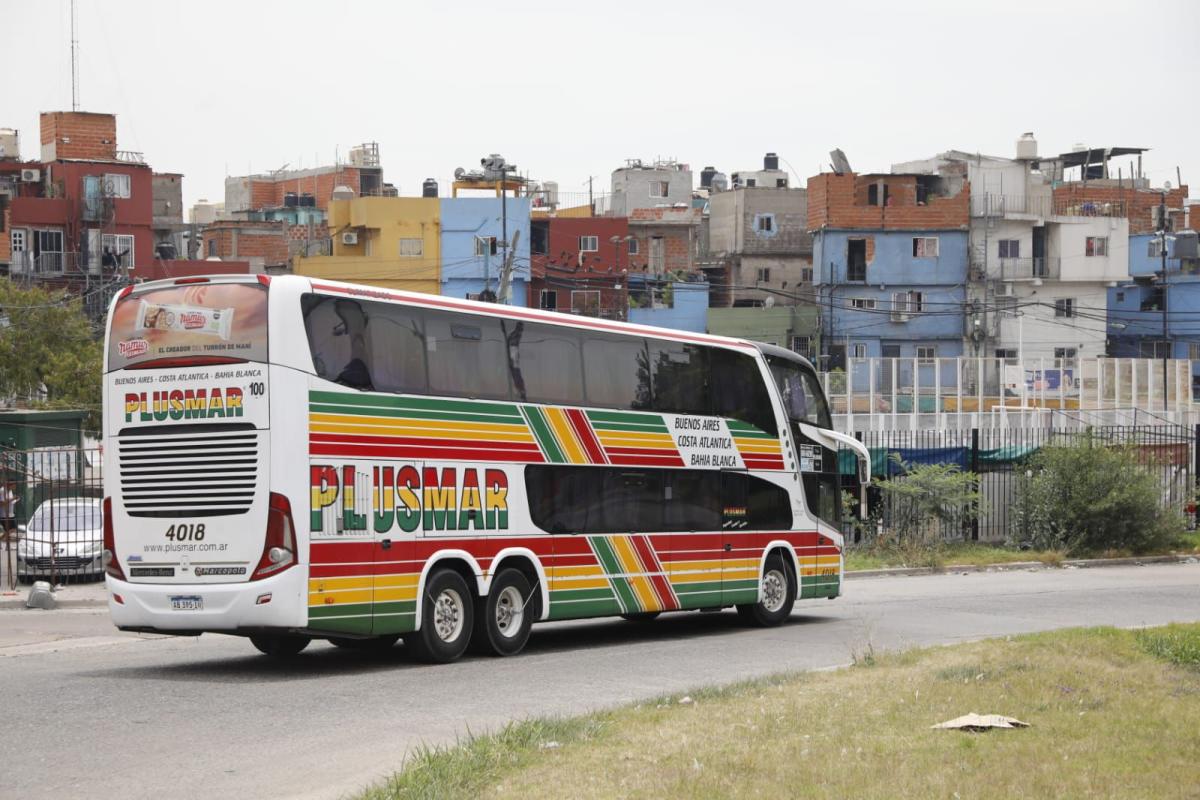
[16,498,105,581]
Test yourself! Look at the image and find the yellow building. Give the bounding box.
[295,197,440,294]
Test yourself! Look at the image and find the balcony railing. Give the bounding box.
[991,256,1061,281]
[973,193,1128,219]
[9,251,97,277]
[115,150,146,164]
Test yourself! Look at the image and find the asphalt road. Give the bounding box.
[4,563,1200,800]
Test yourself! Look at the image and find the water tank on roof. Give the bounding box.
[709,173,729,192]
[283,192,299,208]
[1016,133,1038,160]
[700,166,717,188]
[422,178,439,198]
[331,185,355,201]
[299,193,315,207]
[764,152,779,171]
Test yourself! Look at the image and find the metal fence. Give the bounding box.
[838,424,1198,545]
[1,446,104,588]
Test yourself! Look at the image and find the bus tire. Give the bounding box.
[328,635,400,652]
[472,568,534,657]
[250,634,311,657]
[406,569,474,663]
[736,553,795,627]
[620,612,661,622]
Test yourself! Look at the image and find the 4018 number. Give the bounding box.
[165,523,206,541]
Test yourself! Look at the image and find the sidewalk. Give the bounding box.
[0,547,109,609]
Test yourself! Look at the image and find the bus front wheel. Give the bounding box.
[472,568,534,657]
[250,634,311,657]
[405,569,475,663]
[736,553,796,627]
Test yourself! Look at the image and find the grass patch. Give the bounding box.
[359,624,1200,799]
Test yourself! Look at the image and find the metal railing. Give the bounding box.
[972,193,1128,219]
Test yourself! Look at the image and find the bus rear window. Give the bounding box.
[108,283,268,371]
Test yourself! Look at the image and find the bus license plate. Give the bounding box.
[170,595,203,611]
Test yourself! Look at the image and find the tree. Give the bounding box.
[0,282,103,431]
[872,454,980,545]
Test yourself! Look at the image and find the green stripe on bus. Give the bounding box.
[309,391,522,418]
[547,597,623,621]
[549,586,617,603]
[725,421,775,438]
[310,403,525,425]
[585,410,669,430]
[522,406,565,463]
[308,602,373,618]
[590,537,641,613]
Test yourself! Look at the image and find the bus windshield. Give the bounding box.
[107,282,269,370]
[766,355,831,429]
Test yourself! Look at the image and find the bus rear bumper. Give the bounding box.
[106,567,307,632]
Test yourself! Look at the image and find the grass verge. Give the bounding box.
[358,624,1200,799]
[844,531,1200,572]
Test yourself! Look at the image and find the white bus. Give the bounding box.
[103,275,868,661]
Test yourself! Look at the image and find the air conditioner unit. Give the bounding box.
[341,231,359,246]
[20,168,40,183]
[998,282,1017,297]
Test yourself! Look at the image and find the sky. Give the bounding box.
[5,0,1199,213]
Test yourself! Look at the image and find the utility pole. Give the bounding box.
[70,0,80,112]
[500,163,508,283]
[1161,189,1169,412]
[587,176,594,212]
[497,229,521,305]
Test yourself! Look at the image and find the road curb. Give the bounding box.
[846,553,1198,580]
[0,593,108,611]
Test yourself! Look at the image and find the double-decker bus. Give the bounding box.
[102,275,869,662]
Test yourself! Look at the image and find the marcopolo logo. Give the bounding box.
[124,387,244,423]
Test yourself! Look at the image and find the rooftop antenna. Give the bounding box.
[70,0,80,111]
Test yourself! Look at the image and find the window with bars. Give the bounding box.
[1085,236,1108,257]
[398,238,423,257]
[1054,298,1075,318]
[912,237,939,258]
[916,346,937,363]
[850,297,876,310]
[998,239,1020,258]
[474,236,498,256]
[579,236,599,252]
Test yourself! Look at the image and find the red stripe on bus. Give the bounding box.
[310,433,542,454]
[607,455,687,468]
[648,572,678,610]
[309,443,543,462]
[630,535,677,610]
[565,408,607,464]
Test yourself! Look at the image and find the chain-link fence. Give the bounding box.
[2,446,104,588]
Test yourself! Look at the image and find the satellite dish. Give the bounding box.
[829,149,852,175]
[1164,180,1173,191]
[454,167,466,179]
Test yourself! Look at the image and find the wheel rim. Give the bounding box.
[494,585,525,638]
[761,568,787,613]
[433,588,465,642]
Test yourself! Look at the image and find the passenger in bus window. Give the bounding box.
[333,300,374,391]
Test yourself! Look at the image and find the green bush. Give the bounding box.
[1012,433,1185,555]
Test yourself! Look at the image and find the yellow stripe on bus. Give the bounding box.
[544,408,587,464]
[310,412,533,434]
[594,432,677,447]
[610,536,660,611]
[547,576,611,591]
[553,564,606,578]
[733,440,782,454]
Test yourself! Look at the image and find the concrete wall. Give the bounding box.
[814,229,969,286]
[1050,216,1129,282]
[1001,282,1111,360]
[611,165,692,217]
[706,306,820,351]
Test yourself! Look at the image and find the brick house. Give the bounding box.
[530,216,631,318]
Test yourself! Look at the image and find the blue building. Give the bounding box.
[809,172,971,371]
[627,274,709,333]
[439,197,530,306]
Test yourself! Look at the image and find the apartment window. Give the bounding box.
[1054,298,1075,318]
[398,238,423,257]
[745,178,757,188]
[1148,239,1165,258]
[850,297,876,310]
[1189,343,1200,361]
[207,238,217,257]
[101,233,135,267]
[917,346,937,363]
[789,336,812,359]
[571,290,600,317]
[756,267,771,283]
[649,181,670,198]
[539,289,558,310]
[801,267,813,282]
[995,348,1018,364]
[1085,236,1108,257]
[1115,291,1126,303]
[912,237,939,258]
[847,238,868,281]
[1054,347,1077,360]
[776,178,788,188]
[868,184,889,207]
[998,239,1020,258]
[474,236,498,256]
[908,291,924,313]
[10,229,25,253]
[1141,340,1170,359]
[103,173,131,199]
[754,213,775,233]
[579,236,599,252]
[627,238,639,255]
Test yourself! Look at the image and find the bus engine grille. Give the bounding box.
[117,426,259,518]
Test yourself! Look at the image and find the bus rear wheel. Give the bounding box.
[250,634,311,657]
[472,568,534,657]
[405,569,474,663]
[736,553,795,627]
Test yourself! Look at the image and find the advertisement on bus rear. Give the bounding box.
[107,282,268,371]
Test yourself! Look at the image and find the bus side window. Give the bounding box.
[302,296,364,387]
[368,302,428,395]
[582,335,652,410]
[662,471,720,531]
[648,340,709,416]
[722,473,792,530]
[599,470,663,533]
[711,350,778,436]
[509,322,585,407]
[424,309,511,400]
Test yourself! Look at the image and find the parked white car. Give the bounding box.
[16,498,105,581]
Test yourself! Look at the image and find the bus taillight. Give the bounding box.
[102,497,126,581]
[252,493,297,580]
